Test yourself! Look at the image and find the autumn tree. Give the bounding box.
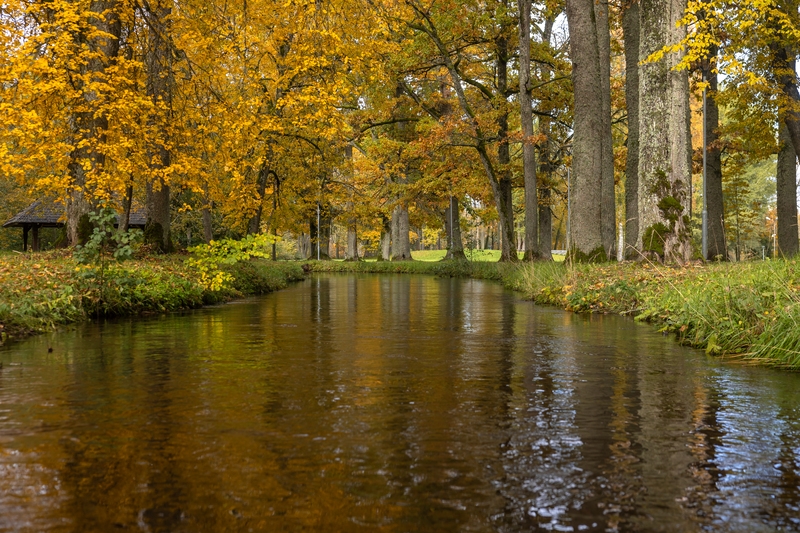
[638,0,692,263]
[519,0,539,260]
[565,0,605,261]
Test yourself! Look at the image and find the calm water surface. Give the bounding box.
[1,274,799,532]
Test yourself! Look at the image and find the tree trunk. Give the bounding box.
[773,44,800,160]
[344,208,358,259]
[597,0,616,258]
[380,215,392,261]
[777,123,799,257]
[702,46,726,260]
[637,0,691,263]
[320,212,331,259]
[495,32,518,262]
[346,214,359,261]
[297,233,310,259]
[665,0,692,263]
[623,1,640,259]
[444,196,467,260]
[391,204,412,260]
[144,0,173,252]
[519,0,539,261]
[536,16,556,261]
[566,0,605,261]
[342,145,359,260]
[309,215,318,259]
[65,0,122,245]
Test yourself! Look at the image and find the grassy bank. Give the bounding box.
[0,251,304,345]
[4,248,798,369]
[306,258,800,369]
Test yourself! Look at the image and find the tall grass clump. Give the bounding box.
[634,260,800,363]
[510,258,800,369]
[0,246,305,345]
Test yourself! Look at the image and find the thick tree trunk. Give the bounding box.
[623,1,640,259]
[391,204,412,260]
[297,233,310,259]
[309,216,318,258]
[495,33,518,261]
[566,0,605,261]
[702,48,726,260]
[536,16,556,261]
[638,2,668,252]
[345,216,359,261]
[773,45,800,160]
[637,0,691,263]
[519,0,538,261]
[771,40,800,257]
[444,196,467,260]
[777,123,799,257]
[343,146,358,261]
[380,216,392,261]
[144,0,173,252]
[65,0,121,245]
[344,207,358,260]
[597,0,616,258]
[320,213,331,259]
[538,191,553,259]
[665,0,692,263]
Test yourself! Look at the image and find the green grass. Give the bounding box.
[411,250,447,261]
[307,256,800,370]
[509,259,800,369]
[0,251,303,345]
[5,245,799,370]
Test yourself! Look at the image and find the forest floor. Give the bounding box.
[309,257,800,370]
[2,249,798,369]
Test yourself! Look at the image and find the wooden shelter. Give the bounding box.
[2,199,146,251]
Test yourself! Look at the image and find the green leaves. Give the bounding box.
[186,233,279,291]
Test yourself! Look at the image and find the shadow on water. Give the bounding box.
[2,273,800,532]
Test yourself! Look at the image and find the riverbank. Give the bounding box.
[3,250,798,369]
[307,258,800,369]
[0,251,304,345]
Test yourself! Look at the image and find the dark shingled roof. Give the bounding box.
[3,198,147,228]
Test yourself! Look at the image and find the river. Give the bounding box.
[1,274,799,532]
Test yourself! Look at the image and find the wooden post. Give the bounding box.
[22,225,29,252]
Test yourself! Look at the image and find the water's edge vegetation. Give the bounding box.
[2,251,798,370]
[0,251,305,344]
[309,259,800,370]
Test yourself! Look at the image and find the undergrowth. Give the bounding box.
[0,251,303,344]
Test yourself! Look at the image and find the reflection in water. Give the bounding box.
[2,274,800,532]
